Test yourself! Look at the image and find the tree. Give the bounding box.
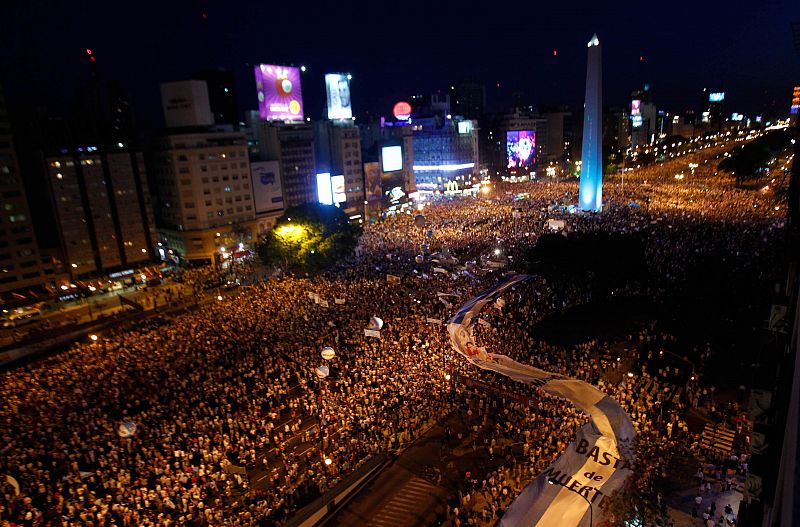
[257,203,362,273]
[718,129,797,186]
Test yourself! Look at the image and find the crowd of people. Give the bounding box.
[0,139,786,526]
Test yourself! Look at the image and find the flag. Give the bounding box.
[447,275,635,526]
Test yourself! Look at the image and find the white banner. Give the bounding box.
[447,275,635,527]
[319,299,329,308]
[364,329,381,338]
[433,267,448,275]
[335,298,346,305]
[426,317,443,324]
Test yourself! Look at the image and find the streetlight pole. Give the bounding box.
[548,479,592,527]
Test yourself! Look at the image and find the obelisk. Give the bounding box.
[578,34,603,212]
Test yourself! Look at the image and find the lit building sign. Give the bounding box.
[325,73,352,120]
[381,145,403,172]
[709,92,725,102]
[791,86,800,115]
[631,115,643,128]
[631,99,641,116]
[506,131,536,169]
[316,173,333,205]
[254,64,304,121]
[457,121,473,134]
[331,175,346,203]
[392,101,412,121]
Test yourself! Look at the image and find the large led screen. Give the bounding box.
[331,175,346,203]
[381,145,403,172]
[709,92,725,102]
[316,173,333,205]
[254,64,304,121]
[506,131,536,169]
[325,73,352,120]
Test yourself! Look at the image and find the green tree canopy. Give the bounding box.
[257,203,362,273]
[718,129,797,186]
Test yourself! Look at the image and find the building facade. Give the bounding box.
[46,148,155,278]
[258,123,316,209]
[151,131,256,262]
[314,121,364,208]
[411,117,478,191]
[0,89,48,293]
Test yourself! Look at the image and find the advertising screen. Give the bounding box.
[393,101,412,121]
[382,145,403,172]
[791,86,800,115]
[331,175,346,203]
[457,121,473,134]
[365,162,382,202]
[316,173,333,205]
[250,161,283,214]
[631,115,643,128]
[631,99,641,116]
[325,74,352,120]
[506,131,536,169]
[709,92,725,102]
[254,64,304,121]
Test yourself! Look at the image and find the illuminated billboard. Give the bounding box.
[791,86,800,115]
[316,173,333,205]
[631,99,641,116]
[316,173,346,205]
[631,115,643,128]
[325,73,352,120]
[331,175,346,203]
[382,145,403,172]
[251,161,283,214]
[393,101,412,121]
[365,162,382,202]
[709,92,725,102]
[254,64,304,121]
[506,131,536,169]
[457,121,473,134]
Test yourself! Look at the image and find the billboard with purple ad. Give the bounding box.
[506,131,536,169]
[254,64,304,121]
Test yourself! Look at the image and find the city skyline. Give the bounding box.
[1,0,798,129]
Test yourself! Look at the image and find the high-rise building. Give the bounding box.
[450,81,485,119]
[151,130,253,263]
[578,34,603,212]
[498,108,547,172]
[314,121,364,208]
[192,70,239,127]
[411,117,478,191]
[0,88,47,293]
[630,86,656,147]
[541,108,573,162]
[160,81,215,129]
[46,148,155,278]
[257,123,316,208]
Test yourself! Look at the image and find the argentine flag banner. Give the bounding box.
[447,274,635,526]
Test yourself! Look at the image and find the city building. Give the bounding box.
[192,69,239,127]
[360,117,416,217]
[257,123,316,208]
[630,86,657,148]
[578,33,603,212]
[151,130,255,263]
[0,88,48,294]
[498,107,547,175]
[541,107,574,162]
[449,81,485,119]
[789,85,799,125]
[411,116,478,191]
[45,147,155,278]
[313,121,364,209]
[160,80,215,129]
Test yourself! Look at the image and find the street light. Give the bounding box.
[548,478,592,527]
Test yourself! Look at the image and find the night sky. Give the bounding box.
[2,0,798,129]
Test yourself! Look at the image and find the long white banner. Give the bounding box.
[446,274,635,526]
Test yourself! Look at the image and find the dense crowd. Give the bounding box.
[0,140,786,526]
